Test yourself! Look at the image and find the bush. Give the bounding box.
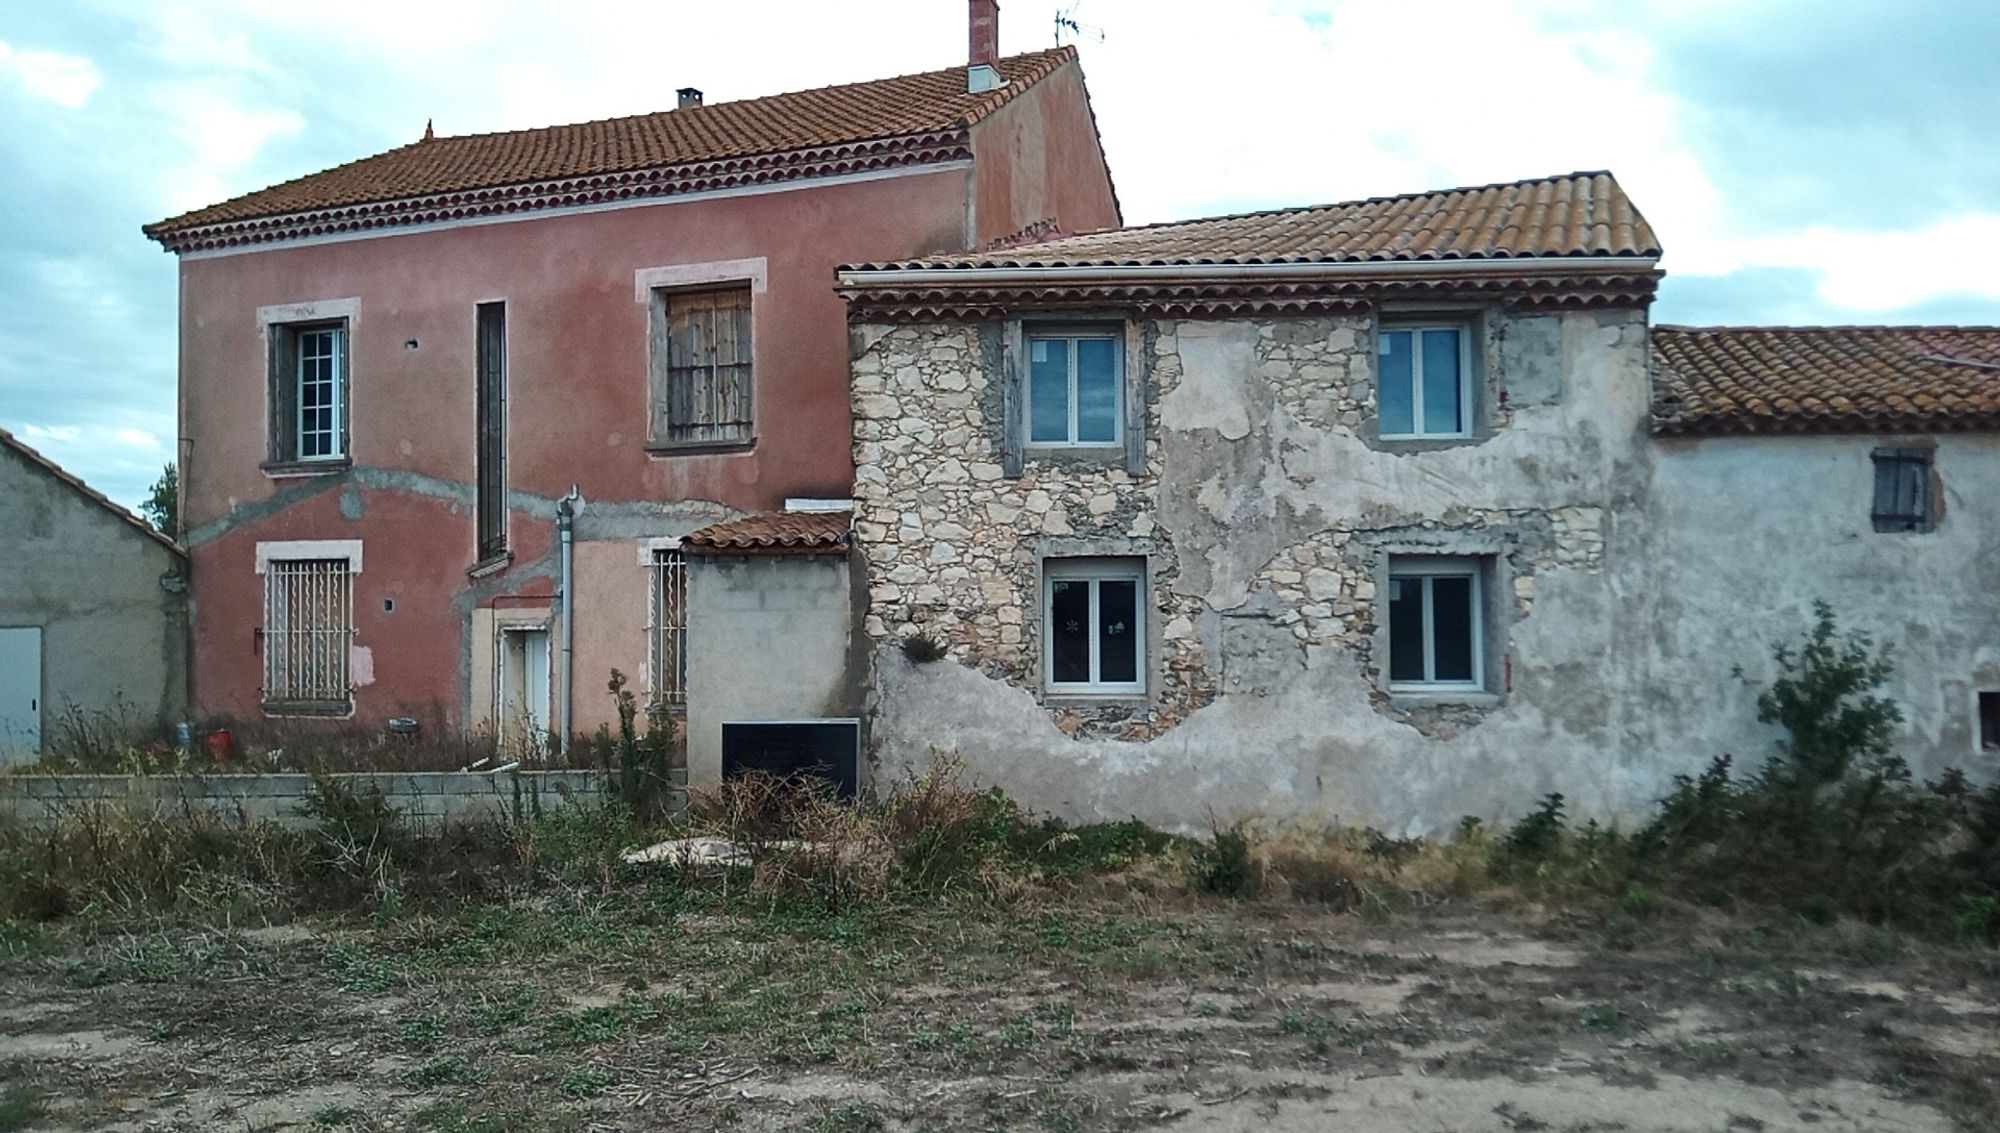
[1191,822,1257,898]
[900,632,948,664]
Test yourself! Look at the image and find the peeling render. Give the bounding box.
[852,309,2000,833]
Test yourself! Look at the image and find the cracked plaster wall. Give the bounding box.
[851,308,2000,834]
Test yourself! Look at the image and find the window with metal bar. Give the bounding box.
[1386,557,1486,690]
[648,549,689,710]
[649,286,753,449]
[262,558,354,714]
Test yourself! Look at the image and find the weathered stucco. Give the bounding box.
[684,554,860,787]
[850,309,2000,834]
[0,442,188,758]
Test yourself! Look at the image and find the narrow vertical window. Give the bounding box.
[1979,692,1999,752]
[649,548,688,710]
[476,302,508,561]
[1871,447,1935,533]
[262,558,354,714]
[1043,557,1146,694]
[649,286,753,448]
[1378,324,1469,438]
[1386,558,1486,690]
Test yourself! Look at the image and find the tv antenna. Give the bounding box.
[1054,3,1106,46]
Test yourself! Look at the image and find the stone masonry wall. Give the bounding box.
[849,310,1601,745]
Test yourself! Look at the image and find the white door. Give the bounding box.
[0,627,42,763]
[498,627,551,754]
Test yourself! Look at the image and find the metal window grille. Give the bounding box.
[263,558,354,710]
[648,549,688,709]
[297,326,345,459]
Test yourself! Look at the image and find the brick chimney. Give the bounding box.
[968,0,1002,93]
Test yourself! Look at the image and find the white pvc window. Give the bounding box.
[296,325,346,460]
[648,548,689,710]
[1027,330,1122,446]
[1386,558,1484,690]
[1043,557,1145,694]
[1379,324,1471,438]
[262,558,354,712]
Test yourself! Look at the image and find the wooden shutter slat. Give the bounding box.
[1123,320,1146,475]
[1001,319,1025,478]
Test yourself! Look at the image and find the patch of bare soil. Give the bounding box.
[0,902,1993,1132]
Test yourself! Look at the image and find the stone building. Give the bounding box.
[0,429,189,763]
[836,172,2000,833]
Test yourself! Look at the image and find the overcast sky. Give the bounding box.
[3,0,1998,507]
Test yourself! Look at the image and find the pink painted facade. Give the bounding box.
[171,55,1118,734]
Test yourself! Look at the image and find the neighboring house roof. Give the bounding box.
[681,510,852,556]
[837,171,1662,319]
[848,171,1659,269]
[143,48,1078,254]
[1652,325,2000,436]
[0,427,183,554]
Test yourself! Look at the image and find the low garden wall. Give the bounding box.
[0,770,653,826]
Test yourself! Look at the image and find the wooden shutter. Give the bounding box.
[1001,318,1025,478]
[268,325,294,463]
[1123,320,1147,475]
[657,286,754,448]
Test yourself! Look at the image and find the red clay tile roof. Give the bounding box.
[848,171,1659,269]
[1652,325,2000,435]
[145,48,1078,253]
[681,510,851,555]
[0,428,183,553]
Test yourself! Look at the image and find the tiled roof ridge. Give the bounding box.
[1044,168,1626,246]
[145,46,1077,247]
[0,427,184,554]
[407,45,1074,149]
[1657,323,2000,334]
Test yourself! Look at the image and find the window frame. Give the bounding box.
[1871,446,1936,533]
[1024,327,1125,450]
[1041,556,1148,697]
[1376,321,1475,440]
[1385,556,1487,692]
[647,282,756,452]
[475,301,509,564]
[267,318,352,469]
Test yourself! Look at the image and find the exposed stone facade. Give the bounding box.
[849,308,1600,743]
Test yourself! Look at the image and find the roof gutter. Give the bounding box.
[837,255,1661,288]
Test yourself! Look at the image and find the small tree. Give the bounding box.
[1756,600,1902,786]
[140,463,178,538]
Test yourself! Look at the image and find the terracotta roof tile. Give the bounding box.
[145,48,1076,250]
[0,428,183,553]
[847,171,1659,269]
[681,510,851,555]
[1652,325,2000,435]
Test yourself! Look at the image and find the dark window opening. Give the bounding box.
[722,720,858,800]
[1386,558,1486,690]
[476,302,507,561]
[1980,692,2000,752]
[1872,447,1935,533]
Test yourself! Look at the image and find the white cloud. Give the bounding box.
[0,40,102,108]
[152,78,306,213]
[1716,213,2000,312]
[115,426,163,450]
[19,423,80,444]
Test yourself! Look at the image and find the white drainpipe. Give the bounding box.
[556,485,581,756]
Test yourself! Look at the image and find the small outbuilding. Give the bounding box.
[0,429,188,763]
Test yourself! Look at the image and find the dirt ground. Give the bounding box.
[1,894,1995,1132]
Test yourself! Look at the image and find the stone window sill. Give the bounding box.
[261,458,351,479]
[1042,691,1150,709]
[1387,690,1503,711]
[467,552,513,580]
[646,439,756,458]
[261,699,354,719]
